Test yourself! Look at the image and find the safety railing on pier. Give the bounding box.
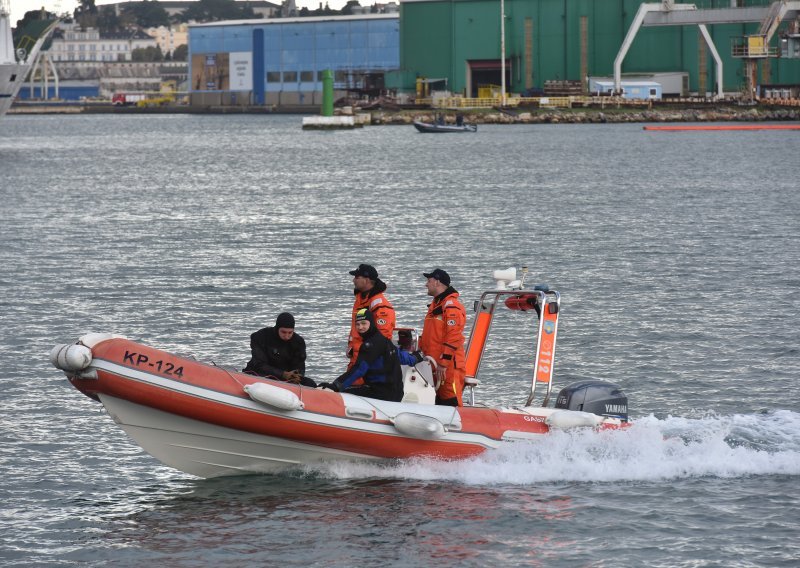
[731,35,779,58]
[760,97,800,106]
[418,95,653,109]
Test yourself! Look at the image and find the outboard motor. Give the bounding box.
[555,380,628,422]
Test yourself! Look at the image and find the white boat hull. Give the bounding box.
[55,333,628,478]
[1,62,27,116]
[100,395,382,478]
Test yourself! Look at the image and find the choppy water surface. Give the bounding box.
[1,114,799,566]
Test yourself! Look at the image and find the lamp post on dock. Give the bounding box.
[500,0,506,106]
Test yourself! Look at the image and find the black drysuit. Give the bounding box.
[332,310,404,402]
[243,327,315,387]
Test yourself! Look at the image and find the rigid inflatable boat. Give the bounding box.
[413,119,477,133]
[51,268,629,478]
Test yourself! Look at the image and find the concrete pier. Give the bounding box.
[302,115,359,129]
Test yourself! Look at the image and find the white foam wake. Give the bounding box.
[304,410,800,484]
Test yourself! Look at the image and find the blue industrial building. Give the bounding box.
[188,14,399,107]
[15,85,100,100]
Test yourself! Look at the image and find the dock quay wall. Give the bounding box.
[374,107,800,125]
[8,104,799,124]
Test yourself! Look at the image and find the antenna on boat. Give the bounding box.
[493,267,520,290]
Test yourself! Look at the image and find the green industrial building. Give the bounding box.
[391,0,800,97]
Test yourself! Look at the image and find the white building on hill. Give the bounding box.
[108,0,280,19]
[145,23,188,57]
[48,23,157,62]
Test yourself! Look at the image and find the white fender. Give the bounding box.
[78,333,125,348]
[50,344,93,372]
[244,382,304,411]
[545,410,603,429]
[49,344,69,369]
[393,412,445,440]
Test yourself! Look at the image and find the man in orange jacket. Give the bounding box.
[347,264,396,368]
[418,268,467,406]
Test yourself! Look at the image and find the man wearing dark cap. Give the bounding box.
[419,269,467,406]
[243,312,316,387]
[347,263,395,369]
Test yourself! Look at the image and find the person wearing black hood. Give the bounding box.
[346,263,395,369]
[320,308,415,402]
[243,312,316,387]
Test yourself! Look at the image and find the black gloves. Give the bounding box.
[411,350,425,364]
[318,382,340,392]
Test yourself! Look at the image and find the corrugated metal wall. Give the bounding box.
[394,0,800,94]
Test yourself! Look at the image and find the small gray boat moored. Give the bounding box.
[413,119,477,133]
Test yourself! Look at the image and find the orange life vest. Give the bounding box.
[348,288,395,366]
[419,288,466,404]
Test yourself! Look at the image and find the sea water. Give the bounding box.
[1,114,799,566]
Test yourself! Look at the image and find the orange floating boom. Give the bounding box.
[644,124,800,131]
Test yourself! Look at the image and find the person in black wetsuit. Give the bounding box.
[243,312,316,387]
[320,308,419,402]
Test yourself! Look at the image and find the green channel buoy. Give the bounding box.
[322,69,333,117]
